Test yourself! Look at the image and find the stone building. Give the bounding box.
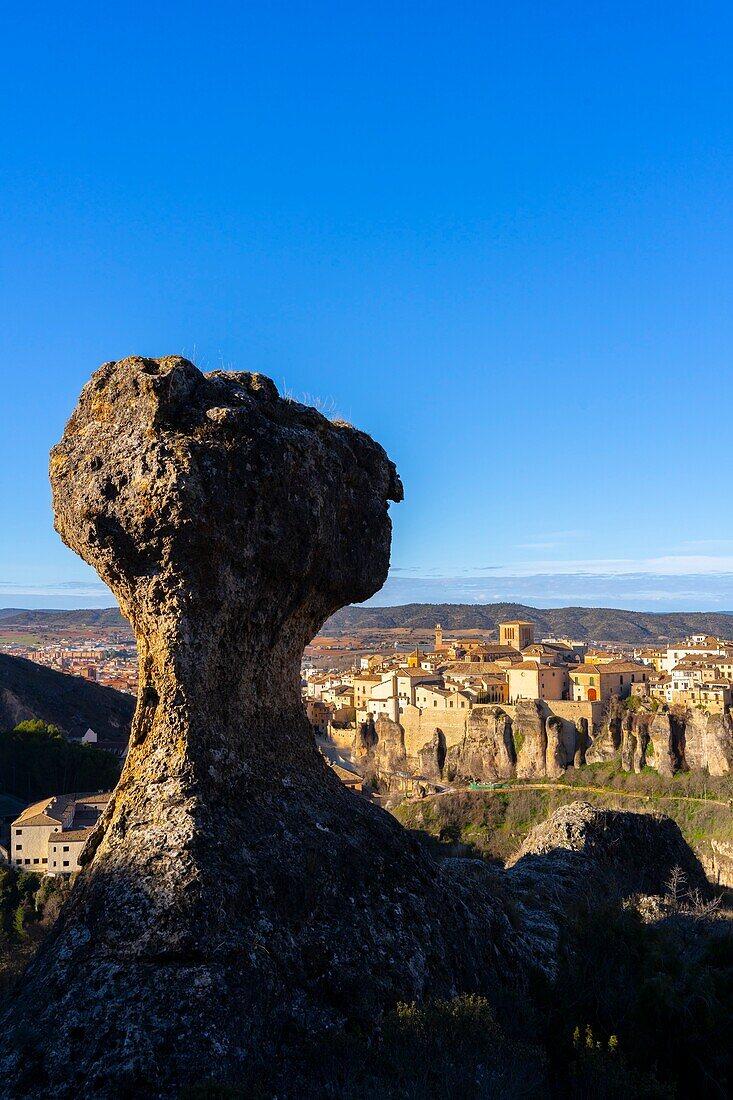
[570,661,649,702]
[507,662,568,702]
[10,792,111,874]
[499,619,534,650]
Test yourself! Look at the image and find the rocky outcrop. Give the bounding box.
[0,357,723,1098]
[683,708,733,775]
[545,716,567,779]
[354,715,378,756]
[508,801,708,896]
[515,700,547,778]
[0,358,516,1098]
[620,711,650,773]
[586,696,623,763]
[446,707,515,782]
[505,801,710,978]
[573,717,589,767]
[706,838,733,887]
[417,727,446,780]
[649,707,685,777]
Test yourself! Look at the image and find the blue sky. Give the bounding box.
[2,2,733,611]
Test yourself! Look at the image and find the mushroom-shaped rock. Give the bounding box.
[0,358,512,1098]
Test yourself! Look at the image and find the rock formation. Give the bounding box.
[446,706,515,782]
[416,727,447,780]
[504,802,710,978]
[683,707,733,775]
[544,716,567,779]
[0,358,514,1097]
[573,716,589,767]
[514,700,547,778]
[649,707,684,777]
[0,356,721,1098]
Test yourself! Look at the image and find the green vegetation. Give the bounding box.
[393,765,733,866]
[545,896,733,1098]
[0,720,120,802]
[182,994,547,1099]
[181,906,733,1099]
[0,865,69,998]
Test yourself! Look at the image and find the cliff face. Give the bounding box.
[366,696,733,787]
[0,357,719,1099]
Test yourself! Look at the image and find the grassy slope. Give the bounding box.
[392,763,733,867]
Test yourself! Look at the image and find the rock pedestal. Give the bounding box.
[0,359,511,1098]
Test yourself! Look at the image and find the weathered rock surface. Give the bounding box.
[683,707,733,775]
[506,801,710,978]
[416,727,446,780]
[586,696,623,764]
[507,801,707,892]
[0,357,722,1098]
[573,716,589,768]
[515,700,547,778]
[649,707,685,778]
[544,716,566,779]
[371,713,409,773]
[446,706,515,782]
[0,358,515,1098]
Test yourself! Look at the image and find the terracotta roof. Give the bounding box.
[14,797,69,828]
[600,660,650,674]
[49,829,93,844]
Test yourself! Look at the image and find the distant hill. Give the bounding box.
[323,602,733,644]
[0,607,128,631]
[0,653,134,741]
[5,601,733,646]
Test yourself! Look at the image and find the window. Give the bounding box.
[15,829,21,836]
[24,859,30,865]
[15,844,21,851]
[63,846,69,853]
[33,859,39,865]
[15,859,21,865]
[42,858,47,865]
[62,861,69,868]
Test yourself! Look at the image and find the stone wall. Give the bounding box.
[400,703,470,755]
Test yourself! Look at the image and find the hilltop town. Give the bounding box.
[305,617,733,737]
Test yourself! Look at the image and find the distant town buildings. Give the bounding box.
[0,640,139,695]
[303,620,733,737]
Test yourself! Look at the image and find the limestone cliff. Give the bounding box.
[446,706,515,782]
